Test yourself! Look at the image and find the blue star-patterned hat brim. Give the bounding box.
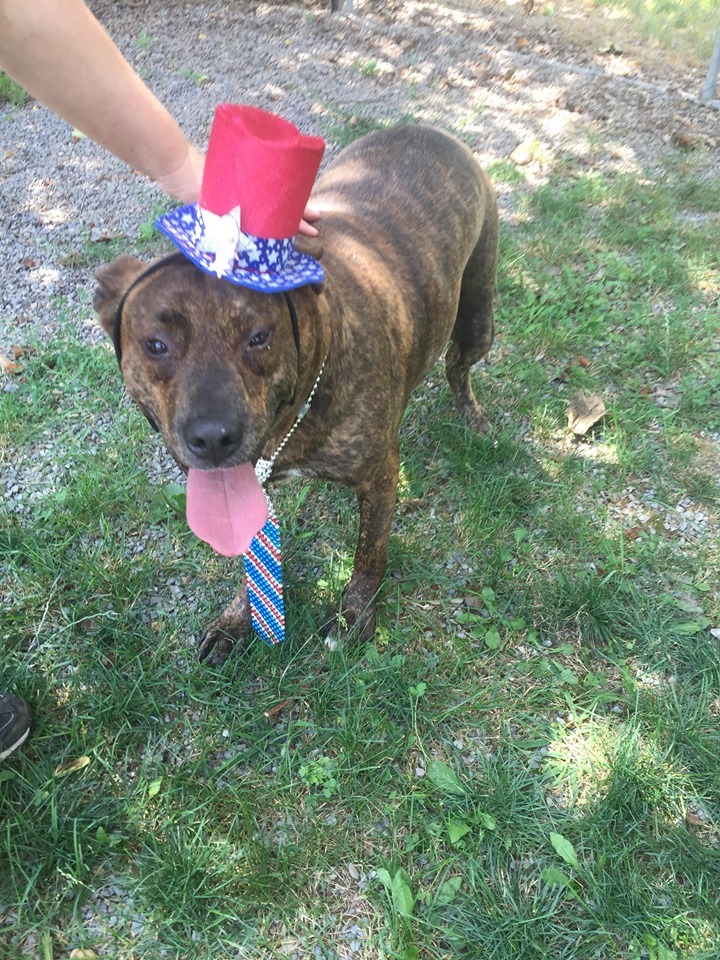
[155,204,324,293]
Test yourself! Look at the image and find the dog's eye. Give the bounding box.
[143,338,168,357]
[248,330,271,349]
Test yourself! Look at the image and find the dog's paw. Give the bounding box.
[457,396,492,435]
[198,589,253,666]
[321,603,377,652]
[197,624,251,665]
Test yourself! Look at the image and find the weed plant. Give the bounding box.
[0,72,26,107]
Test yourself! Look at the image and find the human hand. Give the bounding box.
[157,146,320,237]
[299,205,321,237]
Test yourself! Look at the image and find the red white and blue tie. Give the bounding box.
[242,360,325,647]
[243,500,285,645]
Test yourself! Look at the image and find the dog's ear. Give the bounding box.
[93,255,146,337]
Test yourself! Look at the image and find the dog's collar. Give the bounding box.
[111,253,304,429]
[255,354,326,486]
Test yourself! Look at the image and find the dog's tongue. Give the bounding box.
[186,462,268,557]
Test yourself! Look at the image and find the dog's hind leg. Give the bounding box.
[445,204,498,434]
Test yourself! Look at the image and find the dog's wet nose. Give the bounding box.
[183,416,242,465]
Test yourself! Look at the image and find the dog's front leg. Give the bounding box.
[198,576,253,665]
[327,443,400,649]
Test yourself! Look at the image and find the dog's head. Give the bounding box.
[94,253,325,470]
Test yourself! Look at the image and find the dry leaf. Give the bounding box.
[575,355,591,369]
[670,131,699,150]
[70,951,98,959]
[264,699,295,719]
[0,354,22,375]
[398,497,424,515]
[54,755,91,777]
[567,391,606,435]
[510,141,534,165]
[462,595,484,610]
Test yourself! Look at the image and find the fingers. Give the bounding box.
[298,204,321,237]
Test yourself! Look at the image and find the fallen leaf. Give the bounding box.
[567,391,606,435]
[20,257,36,269]
[510,140,535,165]
[0,354,22,375]
[10,345,24,360]
[575,355,591,368]
[599,42,625,56]
[462,594,484,610]
[70,950,98,959]
[398,497,424,515]
[54,755,91,777]
[264,698,295,719]
[625,526,643,540]
[670,131,699,150]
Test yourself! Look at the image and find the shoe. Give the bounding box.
[0,693,32,759]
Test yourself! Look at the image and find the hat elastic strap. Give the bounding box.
[282,291,302,404]
[112,252,187,366]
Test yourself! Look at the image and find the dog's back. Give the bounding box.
[310,124,498,422]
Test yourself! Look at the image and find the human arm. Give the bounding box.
[0,0,319,232]
[0,0,202,202]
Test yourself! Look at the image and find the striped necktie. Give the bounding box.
[241,352,326,649]
[243,500,285,645]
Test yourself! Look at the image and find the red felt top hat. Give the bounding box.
[156,104,326,291]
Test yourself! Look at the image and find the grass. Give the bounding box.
[2,122,720,960]
[590,0,720,62]
[0,71,27,107]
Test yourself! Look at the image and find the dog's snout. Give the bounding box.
[183,415,242,465]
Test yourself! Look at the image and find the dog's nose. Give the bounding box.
[183,416,242,465]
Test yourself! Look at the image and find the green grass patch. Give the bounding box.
[592,0,719,62]
[1,141,719,959]
[0,71,27,107]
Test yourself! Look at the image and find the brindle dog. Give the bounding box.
[94,124,499,663]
